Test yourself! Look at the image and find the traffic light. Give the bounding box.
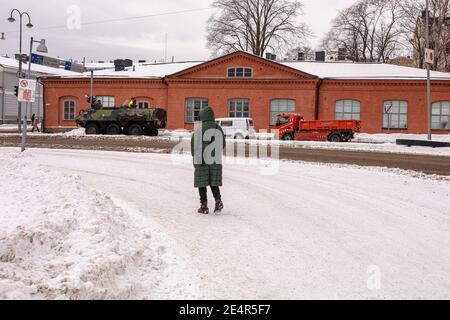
[14,86,19,97]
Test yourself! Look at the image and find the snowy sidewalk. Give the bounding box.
[0,148,449,299]
[0,150,201,300]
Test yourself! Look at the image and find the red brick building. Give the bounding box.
[42,51,450,134]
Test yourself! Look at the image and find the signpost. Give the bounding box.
[425,48,435,65]
[18,78,36,152]
[18,78,36,103]
[31,53,85,73]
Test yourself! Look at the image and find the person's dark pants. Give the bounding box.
[199,186,221,203]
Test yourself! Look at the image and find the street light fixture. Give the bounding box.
[7,9,33,138]
[1,33,5,40]
[35,39,48,53]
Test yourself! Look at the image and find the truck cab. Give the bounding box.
[273,113,304,140]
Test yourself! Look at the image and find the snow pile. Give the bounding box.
[62,128,86,137]
[0,151,200,300]
[355,133,450,144]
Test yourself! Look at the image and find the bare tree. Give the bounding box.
[395,0,450,71]
[323,0,404,63]
[398,0,426,67]
[207,0,310,57]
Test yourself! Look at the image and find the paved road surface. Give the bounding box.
[1,134,450,175]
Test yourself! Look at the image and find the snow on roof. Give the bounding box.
[43,52,450,81]
[62,61,204,79]
[84,62,115,70]
[0,56,80,77]
[282,61,450,80]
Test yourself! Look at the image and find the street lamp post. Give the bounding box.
[7,9,33,134]
[22,37,48,151]
[425,0,432,141]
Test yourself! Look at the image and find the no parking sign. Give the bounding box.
[18,78,37,103]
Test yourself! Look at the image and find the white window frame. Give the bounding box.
[137,100,151,109]
[63,100,76,121]
[228,99,250,118]
[185,98,208,123]
[383,100,408,130]
[270,99,296,126]
[432,101,450,130]
[97,96,115,108]
[335,100,361,120]
[227,67,253,78]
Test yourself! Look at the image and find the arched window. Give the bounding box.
[63,99,76,121]
[335,100,361,120]
[185,98,208,123]
[229,99,250,118]
[432,101,450,130]
[383,100,408,129]
[270,99,296,125]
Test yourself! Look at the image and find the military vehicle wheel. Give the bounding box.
[85,123,99,135]
[127,124,143,136]
[106,123,122,135]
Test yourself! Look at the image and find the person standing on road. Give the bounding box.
[191,106,226,215]
[31,114,40,133]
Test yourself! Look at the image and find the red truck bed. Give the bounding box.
[294,120,361,142]
[299,120,361,131]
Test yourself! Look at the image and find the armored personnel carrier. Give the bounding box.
[76,100,167,136]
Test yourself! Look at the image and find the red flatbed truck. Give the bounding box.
[274,113,361,142]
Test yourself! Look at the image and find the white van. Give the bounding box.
[216,118,256,139]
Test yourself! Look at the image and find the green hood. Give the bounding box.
[199,106,215,122]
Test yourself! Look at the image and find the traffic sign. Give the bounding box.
[17,78,36,103]
[425,48,435,65]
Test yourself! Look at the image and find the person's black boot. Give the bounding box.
[198,202,209,215]
[214,200,224,213]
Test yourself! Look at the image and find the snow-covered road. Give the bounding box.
[1,148,450,299]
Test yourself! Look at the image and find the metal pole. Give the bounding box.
[18,15,23,133]
[21,36,34,152]
[426,0,432,141]
[90,70,94,105]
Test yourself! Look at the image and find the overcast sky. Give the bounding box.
[1,0,355,63]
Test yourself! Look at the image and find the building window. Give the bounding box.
[137,100,150,109]
[97,96,115,107]
[185,98,208,123]
[432,101,450,130]
[335,100,361,120]
[270,99,296,125]
[383,100,408,129]
[229,99,250,118]
[227,67,253,78]
[63,100,76,121]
